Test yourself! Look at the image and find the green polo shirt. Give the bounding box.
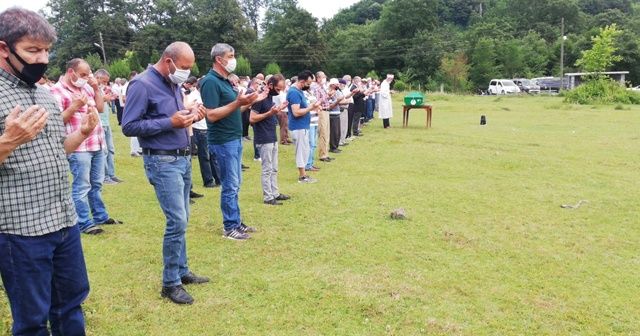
[201,69,242,145]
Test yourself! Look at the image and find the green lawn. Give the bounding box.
[2,94,640,335]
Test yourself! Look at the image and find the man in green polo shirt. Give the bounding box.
[201,43,266,240]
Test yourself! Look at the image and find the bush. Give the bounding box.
[235,56,252,77]
[564,77,640,105]
[108,59,131,80]
[365,70,379,80]
[264,62,281,75]
[393,80,408,91]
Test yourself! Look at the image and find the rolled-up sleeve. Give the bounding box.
[122,80,173,137]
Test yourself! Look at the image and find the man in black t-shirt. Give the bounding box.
[249,74,290,205]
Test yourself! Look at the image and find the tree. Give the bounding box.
[264,62,282,75]
[470,38,498,88]
[108,59,131,79]
[576,24,623,74]
[258,0,327,74]
[439,53,470,92]
[236,56,252,77]
[326,23,376,76]
[85,52,105,71]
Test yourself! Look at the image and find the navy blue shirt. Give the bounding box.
[121,66,189,150]
[251,95,277,145]
[287,87,309,130]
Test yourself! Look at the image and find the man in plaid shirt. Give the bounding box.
[0,7,100,335]
[50,58,123,235]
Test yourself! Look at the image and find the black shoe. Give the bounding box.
[99,218,123,225]
[319,157,331,162]
[241,164,249,170]
[190,191,204,198]
[83,226,104,235]
[161,285,194,305]
[205,183,221,188]
[189,199,195,205]
[329,149,341,153]
[275,194,291,201]
[181,272,210,285]
[264,199,283,205]
[239,222,258,233]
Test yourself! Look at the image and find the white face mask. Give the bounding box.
[72,70,87,88]
[168,59,190,84]
[321,78,327,85]
[222,57,237,73]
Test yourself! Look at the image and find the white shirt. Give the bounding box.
[188,90,208,130]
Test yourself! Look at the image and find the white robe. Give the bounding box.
[379,80,393,119]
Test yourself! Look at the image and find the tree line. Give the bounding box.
[42,0,640,91]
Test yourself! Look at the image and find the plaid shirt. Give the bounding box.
[312,84,330,110]
[0,68,77,236]
[50,78,104,152]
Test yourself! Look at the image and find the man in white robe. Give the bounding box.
[379,74,394,128]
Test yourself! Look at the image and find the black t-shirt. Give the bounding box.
[352,85,366,112]
[251,94,278,145]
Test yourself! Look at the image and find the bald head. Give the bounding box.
[155,41,195,81]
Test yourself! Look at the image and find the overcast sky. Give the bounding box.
[0,0,359,20]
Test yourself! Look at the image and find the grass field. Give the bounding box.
[2,94,640,335]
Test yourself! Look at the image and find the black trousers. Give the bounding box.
[115,100,123,125]
[329,115,341,150]
[242,110,250,137]
[352,110,363,134]
[346,103,354,138]
[383,118,390,128]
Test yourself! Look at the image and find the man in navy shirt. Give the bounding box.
[249,74,290,205]
[122,41,209,305]
[287,70,320,183]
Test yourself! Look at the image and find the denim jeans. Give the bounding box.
[365,99,374,121]
[193,129,220,186]
[143,154,191,287]
[0,226,89,336]
[103,126,116,180]
[68,151,109,232]
[306,126,318,169]
[210,139,243,231]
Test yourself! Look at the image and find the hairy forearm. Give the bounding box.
[0,136,18,165]
[63,130,89,155]
[206,101,242,123]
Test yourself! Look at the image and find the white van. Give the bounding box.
[488,79,521,95]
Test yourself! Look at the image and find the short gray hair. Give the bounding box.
[94,69,110,78]
[211,43,234,61]
[0,7,57,47]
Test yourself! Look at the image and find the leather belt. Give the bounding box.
[142,148,191,156]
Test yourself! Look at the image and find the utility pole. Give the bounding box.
[560,18,565,91]
[94,32,107,66]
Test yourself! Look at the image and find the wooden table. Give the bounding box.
[402,104,433,128]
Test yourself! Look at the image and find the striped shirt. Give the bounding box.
[0,68,77,236]
[50,78,104,152]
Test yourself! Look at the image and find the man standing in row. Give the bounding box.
[201,43,263,240]
[287,70,320,183]
[95,69,124,185]
[0,7,99,334]
[123,42,210,305]
[50,58,123,235]
[250,74,290,205]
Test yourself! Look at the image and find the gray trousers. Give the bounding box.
[339,108,348,143]
[256,142,280,201]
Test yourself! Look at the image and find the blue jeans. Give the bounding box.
[68,151,109,232]
[0,226,89,336]
[143,154,191,287]
[365,99,374,121]
[193,129,220,186]
[103,126,116,180]
[210,139,243,231]
[306,126,318,169]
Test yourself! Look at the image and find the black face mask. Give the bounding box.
[268,88,278,96]
[6,48,48,87]
[302,85,311,91]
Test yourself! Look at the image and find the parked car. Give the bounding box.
[533,77,568,93]
[488,79,521,95]
[512,78,540,94]
[626,85,640,92]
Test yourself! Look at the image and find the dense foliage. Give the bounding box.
[43,0,640,90]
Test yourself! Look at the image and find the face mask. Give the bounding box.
[268,87,278,96]
[6,48,48,87]
[302,84,311,91]
[321,78,326,85]
[221,57,237,73]
[168,59,190,84]
[71,70,88,88]
[190,87,196,92]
